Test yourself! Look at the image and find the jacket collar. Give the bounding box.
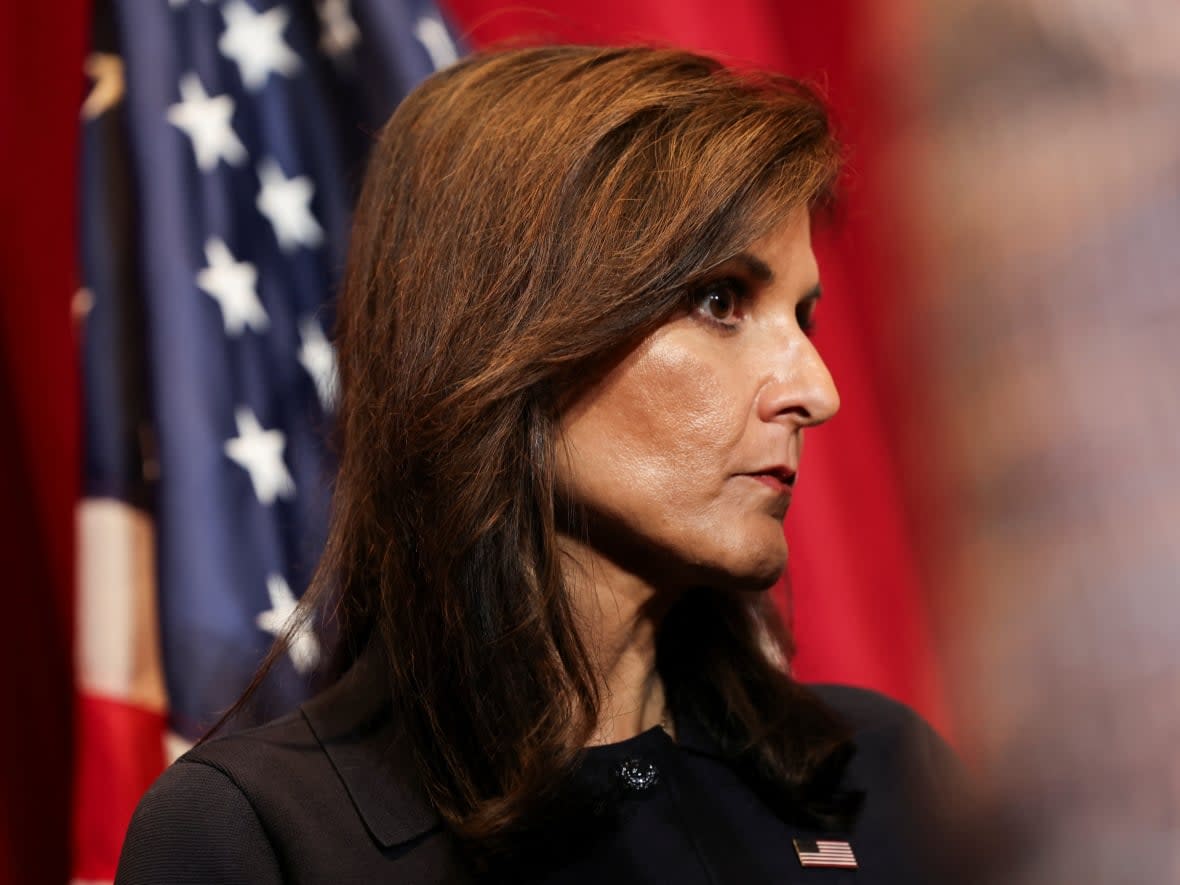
[301,647,442,848]
[300,647,728,849]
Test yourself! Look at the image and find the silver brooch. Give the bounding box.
[613,758,660,793]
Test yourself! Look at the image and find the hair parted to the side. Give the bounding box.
[239,44,857,859]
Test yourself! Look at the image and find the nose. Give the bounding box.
[757,336,840,427]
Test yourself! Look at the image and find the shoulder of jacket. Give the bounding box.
[808,683,965,806]
[168,707,338,811]
[807,683,930,738]
[118,756,283,883]
[806,683,960,780]
[183,709,316,766]
[133,753,258,818]
[175,664,442,850]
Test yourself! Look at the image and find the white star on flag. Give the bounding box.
[256,157,324,252]
[414,14,459,70]
[166,73,247,173]
[196,238,268,336]
[298,318,339,411]
[224,407,296,505]
[318,0,361,58]
[256,574,321,674]
[82,53,125,120]
[218,0,302,92]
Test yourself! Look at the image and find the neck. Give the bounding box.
[559,534,680,746]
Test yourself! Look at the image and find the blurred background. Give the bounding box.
[1,1,1177,883]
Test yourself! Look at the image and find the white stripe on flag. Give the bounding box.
[77,498,167,710]
[165,730,196,764]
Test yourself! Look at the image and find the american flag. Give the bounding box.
[72,1,458,881]
[793,838,859,869]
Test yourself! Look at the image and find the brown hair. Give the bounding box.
[250,45,854,858]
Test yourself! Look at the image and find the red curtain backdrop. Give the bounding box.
[0,4,88,885]
[0,3,939,883]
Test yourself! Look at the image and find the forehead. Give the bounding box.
[743,209,817,282]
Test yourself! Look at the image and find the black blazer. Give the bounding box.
[116,655,964,884]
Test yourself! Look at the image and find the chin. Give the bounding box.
[733,559,787,592]
[708,534,788,592]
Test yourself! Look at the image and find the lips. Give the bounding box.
[744,467,796,494]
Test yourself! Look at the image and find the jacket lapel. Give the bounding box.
[301,648,442,849]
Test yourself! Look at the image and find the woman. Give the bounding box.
[117,46,962,883]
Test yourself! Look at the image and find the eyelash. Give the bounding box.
[688,278,819,338]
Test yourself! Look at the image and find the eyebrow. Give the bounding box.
[729,252,823,301]
[730,252,774,283]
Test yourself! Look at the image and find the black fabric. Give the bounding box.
[116,660,966,884]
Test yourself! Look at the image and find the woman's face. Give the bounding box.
[555,209,839,591]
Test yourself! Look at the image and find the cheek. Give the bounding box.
[585,345,737,492]
[556,335,788,588]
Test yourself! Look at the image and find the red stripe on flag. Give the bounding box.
[71,693,167,882]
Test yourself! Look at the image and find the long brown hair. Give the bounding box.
[244,45,855,856]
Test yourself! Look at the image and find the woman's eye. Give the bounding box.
[691,280,746,327]
[797,300,818,337]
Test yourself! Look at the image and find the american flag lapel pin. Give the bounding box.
[793,838,858,870]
